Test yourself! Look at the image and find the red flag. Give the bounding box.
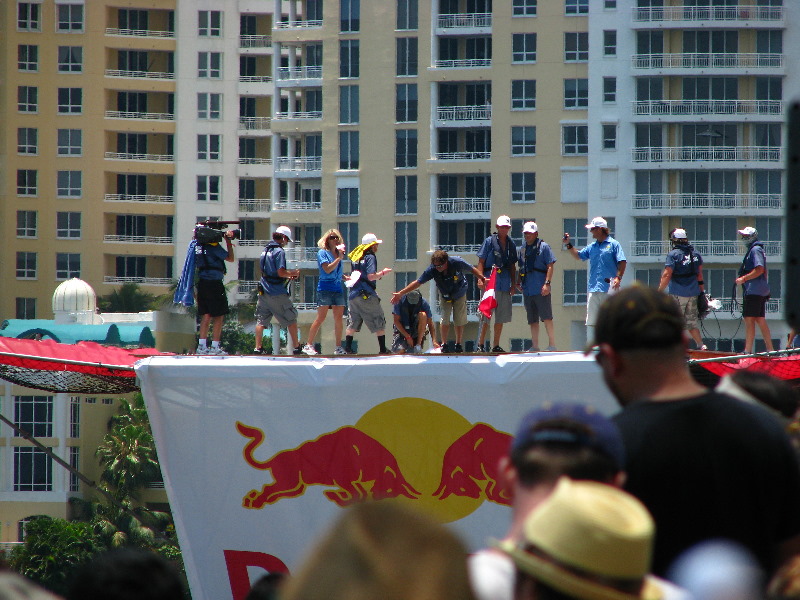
[478,267,498,319]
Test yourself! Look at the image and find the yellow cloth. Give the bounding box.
[348,243,375,263]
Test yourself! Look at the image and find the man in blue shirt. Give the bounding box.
[391,291,440,354]
[563,216,626,344]
[735,226,773,353]
[194,227,235,355]
[254,225,302,355]
[517,222,557,352]
[477,215,518,353]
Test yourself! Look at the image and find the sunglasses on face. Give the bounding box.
[433,261,447,267]
[329,235,340,240]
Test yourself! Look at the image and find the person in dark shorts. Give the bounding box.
[195,228,235,355]
[735,226,774,353]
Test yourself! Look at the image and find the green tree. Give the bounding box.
[9,517,101,596]
[98,283,157,313]
[220,319,256,355]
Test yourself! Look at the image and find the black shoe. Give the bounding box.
[475,343,486,353]
[454,343,463,353]
[491,345,505,353]
[252,348,265,355]
[379,349,392,354]
[293,346,304,355]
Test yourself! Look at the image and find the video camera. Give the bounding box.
[194,220,241,244]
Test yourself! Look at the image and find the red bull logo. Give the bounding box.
[238,397,513,522]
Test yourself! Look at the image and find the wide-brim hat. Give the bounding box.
[496,478,663,600]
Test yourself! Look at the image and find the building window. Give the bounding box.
[339,86,359,124]
[563,270,587,305]
[512,33,537,63]
[511,173,536,203]
[338,222,359,251]
[340,40,360,78]
[18,44,38,71]
[14,448,53,491]
[564,79,588,109]
[198,52,222,78]
[338,188,360,216]
[57,171,82,198]
[603,30,617,56]
[339,131,359,170]
[397,0,418,30]
[70,397,80,438]
[57,129,82,156]
[396,175,417,214]
[116,256,146,278]
[198,134,221,160]
[565,32,589,62]
[563,218,589,248]
[513,0,537,16]
[57,4,84,32]
[57,46,82,72]
[198,10,221,36]
[15,396,53,437]
[511,80,536,110]
[602,124,617,150]
[18,86,38,112]
[605,0,617,7]
[396,130,417,168]
[397,38,418,76]
[563,125,589,155]
[56,253,81,279]
[17,170,37,196]
[511,126,536,155]
[565,0,589,15]
[197,176,220,201]
[16,298,36,319]
[17,2,41,31]
[396,84,418,122]
[198,93,221,119]
[603,77,617,103]
[69,447,80,492]
[395,272,417,291]
[57,212,82,239]
[57,88,82,114]
[341,0,360,32]
[395,221,417,260]
[17,211,37,238]
[17,128,37,155]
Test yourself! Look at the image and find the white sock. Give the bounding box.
[211,341,220,349]
[198,339,208,348]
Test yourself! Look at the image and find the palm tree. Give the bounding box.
[99,283,157,313]
[70,496,172,549]
[95,424,161,498]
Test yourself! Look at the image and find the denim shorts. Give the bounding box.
[317,289,346,307]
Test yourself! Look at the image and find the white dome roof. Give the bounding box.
[52,277,97,313]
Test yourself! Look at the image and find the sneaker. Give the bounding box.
[545,346,558,352]
[334,346,347,355]
[302,344,318,356]
[699,345,708,351]
[453,343,463,353]
[379,349,392,354]
[252,348,266,355]
[195,346,210,355]
[345,347,357,355]
[292,345,304,355]
[475,343,486,353]
[526,347,541,353]
[413,345,423,354]
[491,345,506,353]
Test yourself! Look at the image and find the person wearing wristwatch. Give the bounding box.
[562,216,627,345]
[517,221,558,352]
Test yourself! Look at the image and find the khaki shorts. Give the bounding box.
[439,293,468,327]
[255,293,298,328]
[585,292,608,327]
[348,294,386,333]
[674,294,700,330]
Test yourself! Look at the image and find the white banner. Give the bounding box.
[135,353,617,600]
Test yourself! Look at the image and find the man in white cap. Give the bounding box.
[657,228,706,350]
[477,215,518,353]
[254,225,302,354]
[563,217,626,344]
[735,226,774,353]
[517,221,557,352]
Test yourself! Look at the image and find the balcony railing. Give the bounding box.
[239,116,271,130]
[435,198,491,214]
[632,99,783,116]
[631,193,781,211]
[433,58,492,69]
[630,240,782,257]
[272,200,322,211]
[105,27,175,38]
[632,53,783,69]
[238,281,259,296]
[437,13,492,28]
[436,105,492,121]
[238,157,272,165]
[274,19,323,29]
[434,244,482,254]
[284,246,320,263]
[633,5,783,22]
[434,151,491,160]
[716,297,782,315]
[275,156,322,171]
[104,152,174,162]
[105,69,174,79]
[239,75,273,83]
[105,110,174,121]
[277,66,322,80]
[239,199,272,212]
[240,35,272,48]
[274,111,323,120]
[436,299,481,318]
[103,276,172,285]
[105,193,174,203]
[104,235,173,244]
[631,146,780,163]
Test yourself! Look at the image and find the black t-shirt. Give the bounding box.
[613,391,800,577]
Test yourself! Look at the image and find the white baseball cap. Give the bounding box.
[275,225,293,242]
[672,228,687,239]
[496,215,512,227]
[737,226,757,237]
[522,221,538,234]
[361,233,382,246]
[585,216,608,229]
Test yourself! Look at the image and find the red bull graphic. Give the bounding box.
[237,422,421,508]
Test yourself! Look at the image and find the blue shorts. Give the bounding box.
[317,289,346,307]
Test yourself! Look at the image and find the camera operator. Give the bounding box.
[195,227,235,355]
